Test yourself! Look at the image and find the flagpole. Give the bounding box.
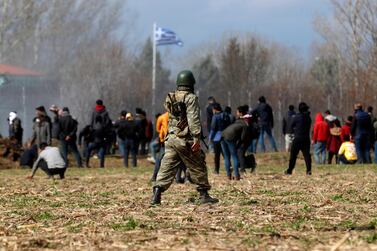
[152,22,157,116]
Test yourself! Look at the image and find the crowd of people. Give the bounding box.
[4,100,158,179]
[3,69,377,206]
[2,86,377,182]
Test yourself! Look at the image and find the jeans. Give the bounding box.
[221,140,240,178]
[248,138,258,153]
[118,137,124,156]
[355,135,371,163]
[60,140,82,167]
[258,125,278,152]
[138,138,147,155]
[86,142,106,167]
[119,138,137,167]
[81,141,89,158]
[151,146,165,182]
[313,141,326,164]
[149,139,160,161]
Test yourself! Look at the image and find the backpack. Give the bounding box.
[166,92,189,131]
[221,112,231,128]
[167,92,188,118]
[93,115,107,138]
[244,152,257,170]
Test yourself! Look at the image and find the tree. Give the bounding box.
[130,38,172,115]
[192,54,220,107]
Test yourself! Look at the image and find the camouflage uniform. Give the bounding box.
[154,86,211,191]
[151,70,217,205]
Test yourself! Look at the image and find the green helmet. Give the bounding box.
[176,70,196,87]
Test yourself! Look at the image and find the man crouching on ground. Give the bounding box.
[27,142,67,179]
[151,70,218,205]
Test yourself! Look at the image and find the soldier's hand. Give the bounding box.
[191,142,201,152]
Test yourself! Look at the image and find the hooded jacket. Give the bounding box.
[91,106,111,129]
[312,113,329,142]
[8,112,23,141]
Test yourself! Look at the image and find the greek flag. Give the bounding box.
[154,26,183,47]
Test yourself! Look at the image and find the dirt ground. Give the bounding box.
[1,153,377,250]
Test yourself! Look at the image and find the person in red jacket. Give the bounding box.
[340,116,353,142]
[312,113,329,164]
[327,119,342,164]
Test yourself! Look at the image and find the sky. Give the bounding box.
[127,0,333,59]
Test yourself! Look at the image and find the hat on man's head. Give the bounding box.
[49,104,58,111]
[36,106,46,112]
[135,108,143,114]
[96,99,103,106]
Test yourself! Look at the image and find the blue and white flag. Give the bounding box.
[154,26,183,47]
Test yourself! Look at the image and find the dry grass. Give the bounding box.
[1,153,377,250]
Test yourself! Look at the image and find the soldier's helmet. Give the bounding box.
[176,70,196,87]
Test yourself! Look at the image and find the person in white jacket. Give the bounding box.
[27,142,66,179]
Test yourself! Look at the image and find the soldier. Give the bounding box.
[151,70,218,205]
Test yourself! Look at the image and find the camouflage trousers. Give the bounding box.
[154,135,211,192]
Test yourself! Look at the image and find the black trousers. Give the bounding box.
[288,137,311,173]
[328,152,338,164]
[237,146,246,172]
[213,141,222,173]
[338,154,356,165]
[38,159,66,179]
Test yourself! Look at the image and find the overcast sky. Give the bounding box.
[127,0,332,58]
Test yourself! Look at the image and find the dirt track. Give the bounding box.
[1,153,377,250]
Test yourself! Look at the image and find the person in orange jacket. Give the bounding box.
[151,112,169,182]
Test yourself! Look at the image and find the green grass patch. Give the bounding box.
[364,233,377,243]
[33,211,55,221]
[110,217,138,231]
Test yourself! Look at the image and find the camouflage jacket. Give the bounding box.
[164,86,201,142]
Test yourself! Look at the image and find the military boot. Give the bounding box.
[198,190,219,204]
[151,187,163,205]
